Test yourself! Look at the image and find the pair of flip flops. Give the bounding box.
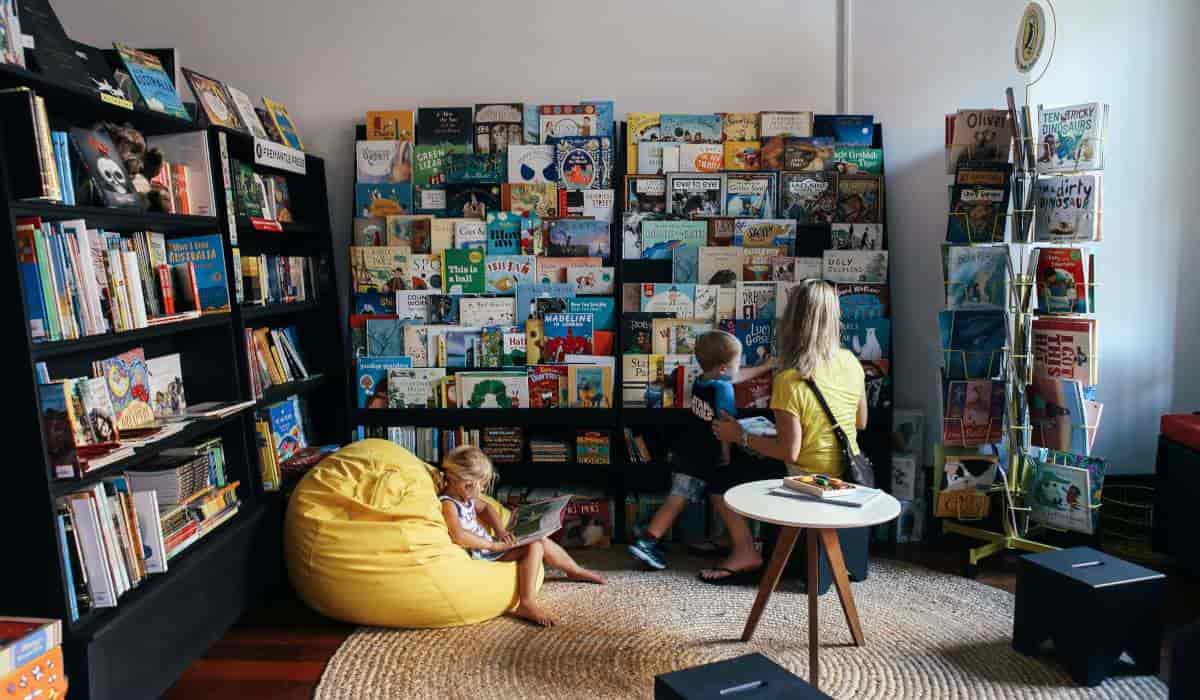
[697,566,761,586]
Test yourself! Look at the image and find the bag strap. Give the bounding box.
[805,378,858,456]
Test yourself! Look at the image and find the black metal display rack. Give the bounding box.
[0,62,343,699]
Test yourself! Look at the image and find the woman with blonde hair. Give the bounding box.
[702,279,868,583]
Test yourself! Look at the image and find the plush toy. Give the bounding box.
[98,122,169,212]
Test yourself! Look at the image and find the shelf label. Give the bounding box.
[249,217,283,232]
[253,138,306,175]
[99,92,134,110]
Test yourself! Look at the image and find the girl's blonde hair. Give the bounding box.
[441,445,496,493]
[777,279,842,378]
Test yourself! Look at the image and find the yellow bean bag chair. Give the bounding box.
[284,439,541,628]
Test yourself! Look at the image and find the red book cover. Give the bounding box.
[151,165,175,213]
[593,330,614,356]
[1035,247,1087,314]
[529,364,568,407]
[172,163,191,215]
[554,496,613,548]
[1031,317,1096,384]
[734,370,774,409]
[156,265,175,314]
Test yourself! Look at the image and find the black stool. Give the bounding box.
[1013,546,1164,686]
[764,524,870,593]
[655,653,831,699]
[1172,619,1199,699]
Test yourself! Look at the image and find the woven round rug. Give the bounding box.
[313,552,1166,700]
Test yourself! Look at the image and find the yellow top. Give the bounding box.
[769,349,866,477]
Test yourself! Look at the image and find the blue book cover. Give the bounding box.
[659,114,722,142]
[515,282,576,325]
[356,356,412,408]
[641,282,696,316]
[672,245,698,284]
[640,220,708,260]
[353,291,391,315]
[568,297,616,331]
[939,309,1006,380]
[814,114,875,146]
[836,283,890,320]
[444,328,480,368]
[428,294,460,323]
[944,245,1008,309]
[582,100,615,137]
[543,312,594,360]
[842,317,892,361]
[56,514,80,621]
[166,234,230,312]
[264,397,306,463]
[547,219,611,258]
[550,136,612,190]
[719,319,774,367]
[365,318,404,356]
[485,255,535,295]
[522,104,540,144]
[486,211,523,255]
[14,223,48,340]
[115,44,190,119]
[356,182,413,217]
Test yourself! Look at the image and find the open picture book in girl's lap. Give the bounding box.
[507,495,572,546]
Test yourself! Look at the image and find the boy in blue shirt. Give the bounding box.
[628,330,745,570]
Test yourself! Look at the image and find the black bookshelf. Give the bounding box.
[0,64,343,699]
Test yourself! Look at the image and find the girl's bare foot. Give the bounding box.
[566,567,606,585]
[512,601,555,627]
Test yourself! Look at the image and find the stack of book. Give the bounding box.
[238,255,319,306]
[350,103,618,413]
[480,426,524,464]
[253,395,308,491]
[575,430,611,465]
[620,111,890,413]
[244,324,313,399]
[16,221,230,342]
[529,436,570,464]
[231,160,292,222]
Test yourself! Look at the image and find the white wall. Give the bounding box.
[56,0,1198,473]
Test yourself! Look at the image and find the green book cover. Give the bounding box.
[833,146,884,175]
[442,248,485,294]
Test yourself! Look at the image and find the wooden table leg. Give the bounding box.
[818,528,865,646]
[808,528,820,689]
[740,526,801,642]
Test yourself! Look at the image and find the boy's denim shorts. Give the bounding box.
[669,472,707,504]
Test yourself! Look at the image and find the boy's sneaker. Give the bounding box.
[627,537,668,570]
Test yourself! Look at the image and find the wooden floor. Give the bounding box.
[163,535,1199,699]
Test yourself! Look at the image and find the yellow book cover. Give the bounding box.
[254,419,280,491]
[439,376,458,408]
[430,218,471,253]
[261,96,304,151]
[526,319,544,365]
[724,141,761,171]
[722,112,759,141]
[568,365,613,408]
[252,328,284,385]
[366,110,414,142]
[626,112,661,174]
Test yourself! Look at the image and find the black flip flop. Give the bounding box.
[697,567,761,586]
[687,541,731,557]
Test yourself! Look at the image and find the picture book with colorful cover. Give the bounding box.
[625,112,661,172]
[441,249,485,294]
[543,312,594,361]
[1034,174,1101,242]
[1035,247,1089,314]
[567,267,614,296]
[479,326,519,367]
[539,104,599,142]
[558,188,614,221]
[547,219,611,258]
[641,283,695,316]
[146,354,185,420]
[459,297,516,327]
[836,283,890,320]
[395,291,432,322]
[454,220,487,249]
[428,295,459,324]
[485,211,524,255]
[741,248,782,282]
[485,254,535,295]
[718,319,774,367]
[529,365,568,407]
[659,113,722,142]
[166,235,229,312]
[946,109,1012,174]
[672,245,698,284]
[413,142,468,189]
[552,136,612,190]
[724,141,761,171]
[1028,376,1094,455]
[113,43,188,119]
[502,183,557,218]
[1036,102,1107,173]
[265,397,306,462]
[675,143,723,172]
[356,356,413,408]
[723,172,776,218]
[735,282,777,320]
[409,252,442,290]
[536,256,601,284]
[625,175,667,214]
[780,171,837,224]
[444,152,505,184]
[568,365,612,408]
[473,103,523,154]
[387,215,433,252]
[666,173,725,218]
[365,318,405,355]
[514,282,576,324]
[782,136,834,171]
[732,219,796,251]
[698,247,743,287]
[366,110,415,141]
[661,320,713,356]
[813,114,872,144]
[416,107,472,147]
[760,111,814,138]
[445,184,501,219]
[942,378,1005,447]
[97,348,154,430]
[534,298,569,318]
[640,220,708,260]
[354,217,387,246]
[401,324,441,368]
[356,183,413,218]
[947,160,1012,243]
[261,97,304,151]
[721,112,758,141]
[939,309,1007,380]
[1027,459,1092,534]
[842,317,891,361]
[694,285,720,322]
[181,68,240,130]
[1032,317,1097,385]
[944,245,1009,309]
[350,245,409,297]
[836,174,883,223]
[443,328,481,368]
[507,144,557,184]
[387,368,446,408]
[456,371,528,408]
[68,126,141,209]
[822,250,888,284]
[622,312,672,354]
[833,146,884,175]
[830,223,883,250]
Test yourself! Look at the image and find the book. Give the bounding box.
[366,110,415,141]
[222,85,267,139]
[543,313,594,361]
[830,223,883,250]
[641,283,695,316]
[146,354,185,420]
[408,253,442,291]
[814,114,873,144]
[567,267,614,296]
[445,183,501,218]
[552,136,612,190]
[721,112,759,141]
[417,107,472,147]
[946,109,1012,173]
[485,254,535,294]
[356,140,410,184]
[735,282,778,320]
[387,368,446,408]
[485,211,525,255]
[356,356,413,408]
[441,248,486,294]
[365,317,405,356]
[836,283,890,320]
[939,309,1007,380]
[539,104,599,142]
[547,219,611,258]
[698,247,743,287]
[659,114,722,142]
[1031,317,1097,385]
[506,495,572,546]
[69,126,141,209]
[723,140,761,171]
[671,245,698,284]
[1028,376,1097,454]
[166,235,229,312]
[514,282,576,325]
[651,319,712,355]
[822,250,888,284]
[568,365,613,408]
[387,215,433,252]
[947,161,1012,243]
[181,68,241,130]
[459,297,516,327]
[780,171,837,224]
[559,188,614,221]
[833,146,884,175]
[666,173,725,217]
[502,183,558,218]
[507,144,557,184]
[640,220,708,261]
[836,174,883,224]
[718,319,774,367]
[760,111,813,138]
[724,172,777,218]
[942,379,1005,447]
[1036,102,1107,173]
[353,217,387,246]
[261,97,304,150]
[1035,247,1089,313]
[458,371,528,408]
[677,143,724,172]
[113,43,188,119]
[473,102,523,154]
[1034,174,1102,242]
[944,245,1009,309]
[625,112,661,173]
[625,175,667,214]
[842,317,891,361]
[453,220,487,250]
[783,136,835,171]
[733,219,796,251]
[529,364,568,407]
[356,182,413,218]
